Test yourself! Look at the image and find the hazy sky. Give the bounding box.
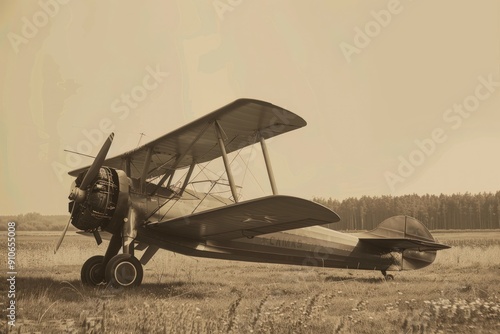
[1,0,499,215]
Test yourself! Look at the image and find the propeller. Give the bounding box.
[54,133,114,254]
[68,133,115,203]
[54,205,76,254]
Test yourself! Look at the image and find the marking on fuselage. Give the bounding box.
[266,236,303,249]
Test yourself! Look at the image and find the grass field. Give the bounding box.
[1,231,499,333]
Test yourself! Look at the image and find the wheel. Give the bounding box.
[105,254,143,287]
[81,255,105,286]
[381,270,395,281]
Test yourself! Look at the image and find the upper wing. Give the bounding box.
[145,195,340,240]
[69,99,306,178]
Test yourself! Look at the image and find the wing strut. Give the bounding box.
[151,168,175,196]
[125,158,131,177]
[150,122,212,196]
[259,134,278,195]
[179,162,196,196]
[215,121,239,203]
[140,147,153,191]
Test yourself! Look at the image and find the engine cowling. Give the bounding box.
[69,167,129,233]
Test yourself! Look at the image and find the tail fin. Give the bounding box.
[359,215,450,270]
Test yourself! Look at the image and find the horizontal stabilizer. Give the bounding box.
[356,215,450,252]
[147,195,340,240]
[359,237,451,251]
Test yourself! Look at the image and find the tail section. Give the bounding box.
[359,215,450,270]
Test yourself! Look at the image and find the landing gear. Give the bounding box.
[81,223,143,287]
[81,255,105,286]
[81,253,143,287]
[381,270,394,280]
[105,254,143,287]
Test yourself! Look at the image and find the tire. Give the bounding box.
[385,274,395,281]
[81,255,105,286]
[105,254,143,288]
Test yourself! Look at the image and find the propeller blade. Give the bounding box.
[80,133,114,189]
[55,205,75,254]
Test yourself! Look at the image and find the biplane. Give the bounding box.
[55,99,450,287]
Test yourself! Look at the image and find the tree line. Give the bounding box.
[313,192,500,231]
[3,192,500,231]
[0,213,70,231]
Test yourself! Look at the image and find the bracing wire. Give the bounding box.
[151,137,266,220]
[238,140,259,199]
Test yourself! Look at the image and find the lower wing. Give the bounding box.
[146,195,341,241]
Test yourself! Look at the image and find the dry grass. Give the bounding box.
[1,231,499,333]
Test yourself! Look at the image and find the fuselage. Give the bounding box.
[131,184,401,272]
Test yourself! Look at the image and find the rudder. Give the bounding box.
[359,215,449,270]
[367,215,435,242]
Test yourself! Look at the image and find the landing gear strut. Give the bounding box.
[381,270,394,280]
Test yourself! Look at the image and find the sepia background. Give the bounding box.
[1,0,499,215]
